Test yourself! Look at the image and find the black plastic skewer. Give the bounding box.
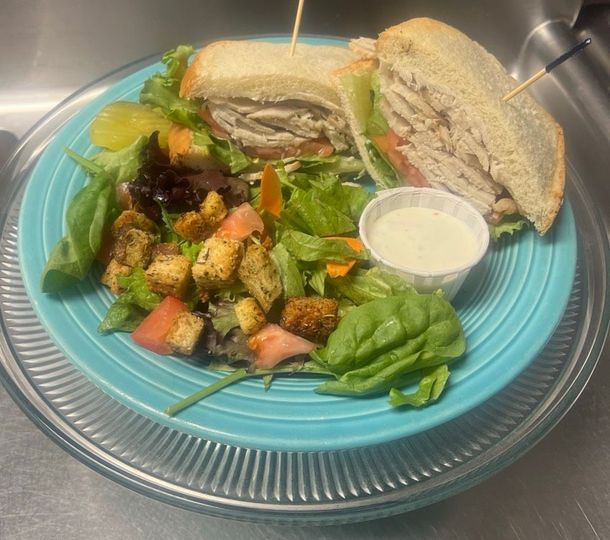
[503,38,592,102]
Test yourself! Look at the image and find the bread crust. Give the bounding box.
[538,122,565,234]
[180,41,230,98]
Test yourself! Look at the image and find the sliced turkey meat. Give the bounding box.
[204,97,353,159]
[378,63,515,219]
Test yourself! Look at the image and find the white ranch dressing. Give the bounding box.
[368,207,478,273]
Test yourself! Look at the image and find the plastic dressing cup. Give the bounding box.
[359,187,490,301]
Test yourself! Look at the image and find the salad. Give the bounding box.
[41,46,465,416]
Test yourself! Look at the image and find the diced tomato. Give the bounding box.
[373,130,428,187]
[248,324,317,369]
[258,164,283,218]
[216,203,265,241]
[325,237,364,278]
[131,296,188,355]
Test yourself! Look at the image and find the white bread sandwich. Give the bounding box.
[177,41,359,163]
[336,18,565,234]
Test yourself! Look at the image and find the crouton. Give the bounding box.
[111,210,155,238]
[113,228,155,268]
[165,312,205,355]
[237,244,282,312]
[174,211,208,243]
[145,254,192,298]
[168,124,224,171]
[235,297,267,335]
[151,242,180,259]
[200,191,228,231]
[100,258,132,295]
[192,237,243,289]
[280,297,339,342]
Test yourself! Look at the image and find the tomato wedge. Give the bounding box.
[373,130,428,187]
[131,296,188,355]
[258,164,283,217]
[325,237,364,278]
[248,324,316,369]
[216,203,265,241]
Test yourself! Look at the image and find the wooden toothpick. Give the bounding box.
[289,0,305,56]
[503,38,591,102]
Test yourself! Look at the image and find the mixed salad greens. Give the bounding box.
[41,45,466,416]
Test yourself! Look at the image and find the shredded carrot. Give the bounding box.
[258,164,283,217]
[325,237,364,278]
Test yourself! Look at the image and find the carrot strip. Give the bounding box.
[259,164,283,217]
[325,237,364,278]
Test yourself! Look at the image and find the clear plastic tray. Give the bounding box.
[0,51,608,525]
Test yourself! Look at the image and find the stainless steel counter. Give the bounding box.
[1,1,609,538]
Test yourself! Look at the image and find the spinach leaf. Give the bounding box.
[41,172,117,293]
[329,267,413,305]
[280,230,367,263]
[91,136,148,182]
[388,364,450,407]
[313,292,464,377]
[270,244,305,298]
[98,302,148,333]
[291,190,355,236]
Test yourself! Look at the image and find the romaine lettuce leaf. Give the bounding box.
[280,230,367,263]
[270,244,305,298]
[365,72,390,137]
[296,154,364,176]
[489,217,528,240]
[338,70,372,130]
[365,140,400,189]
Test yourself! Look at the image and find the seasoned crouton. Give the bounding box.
[200,191,228,231]
[151,242,180,259]
[235,297,267,335]
[192,237,243,289]
[237,244,282,312]
[113,228,155,268]
[174,211,207,243]
[111,210,155,238]
[165,312,205,355]
[145,254,192,299]
[280,297,339,342]
[100,258,132,295]
[168,124,224,171]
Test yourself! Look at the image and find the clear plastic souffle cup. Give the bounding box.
[359,187,490,300]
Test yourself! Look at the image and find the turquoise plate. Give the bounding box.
[18,37,577,452]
